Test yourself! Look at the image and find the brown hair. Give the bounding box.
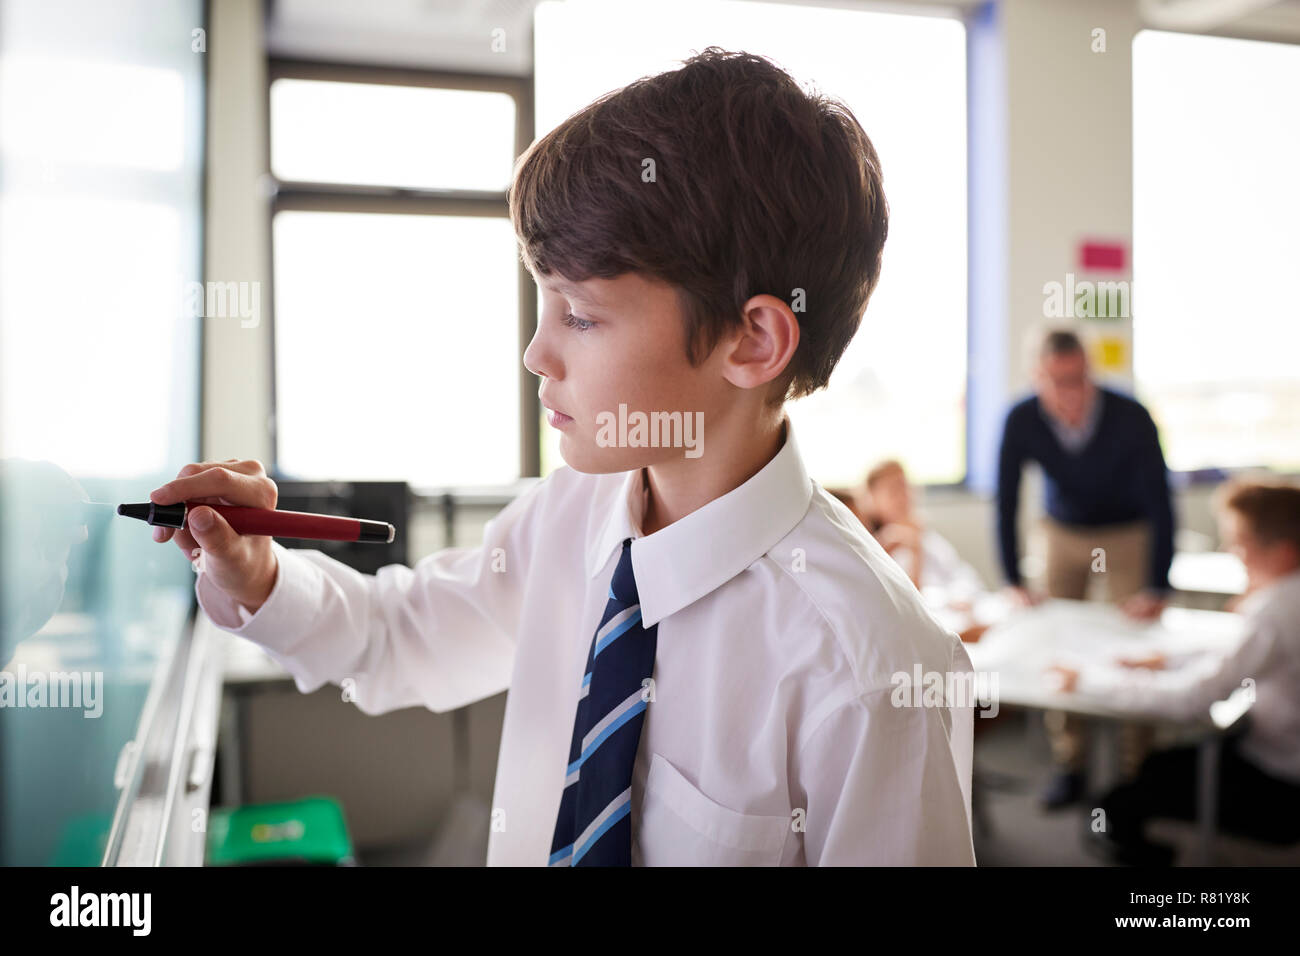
[1215,478,1300,552]
[1039,327,1086,362]
[826,487,859,510]
[509,47,889,404]
[865,458,905,491]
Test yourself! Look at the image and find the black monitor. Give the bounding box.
[268,478,410,575]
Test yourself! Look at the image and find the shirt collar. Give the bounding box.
[1041,385,1104,447]
[585,416,813,627]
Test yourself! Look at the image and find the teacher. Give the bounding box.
[996,327,1175,807]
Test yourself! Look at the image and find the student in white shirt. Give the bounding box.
[148,49,975,866]
[858,460,990,641]
[1055,479,1300,865]
[859,460,985,601]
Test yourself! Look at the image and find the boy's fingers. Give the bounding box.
[169,526,198,553]
[151,464,275,509]
[185,506,237,556]
[173,458,260,479]
[162,458,268,488]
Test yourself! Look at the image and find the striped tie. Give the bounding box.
[549,538,658,866]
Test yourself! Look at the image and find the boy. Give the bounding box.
[151,49,975,865]
[1055,479,1300,864]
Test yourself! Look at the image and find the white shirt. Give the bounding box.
[1080,568,1300,784]
[1040,386,1103,454]
[196,418,976,865]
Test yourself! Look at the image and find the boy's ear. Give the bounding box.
[720,293,799,392]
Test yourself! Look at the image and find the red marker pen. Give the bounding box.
[116,500,395,543]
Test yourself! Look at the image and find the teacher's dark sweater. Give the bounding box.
[996,387,1174,591]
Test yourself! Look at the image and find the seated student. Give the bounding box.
[861,460,984,601]
[151,50,975,865]
[860,460,990,640]
[1054,478,1300,865]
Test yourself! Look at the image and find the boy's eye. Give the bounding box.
[561,311,595,332]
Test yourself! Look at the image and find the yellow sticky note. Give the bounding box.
[1094,336,1126,371]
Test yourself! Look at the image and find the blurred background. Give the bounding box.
[1,0,1297,867]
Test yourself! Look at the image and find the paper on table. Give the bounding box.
[968,599,1247,715]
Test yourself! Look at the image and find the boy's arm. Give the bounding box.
[794,641,976,865]
[195,479,546,715]
[1088,616,1278,722]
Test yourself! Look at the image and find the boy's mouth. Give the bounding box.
[540,398,574,428]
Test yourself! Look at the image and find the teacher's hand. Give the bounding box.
[1003,584,1043,607]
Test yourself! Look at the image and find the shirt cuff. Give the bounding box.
[194,540,324,653]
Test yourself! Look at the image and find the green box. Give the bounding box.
[205,795,354,866]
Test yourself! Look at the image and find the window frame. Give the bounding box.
[264,58,540,486]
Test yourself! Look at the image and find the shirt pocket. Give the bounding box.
[637,752,791,866]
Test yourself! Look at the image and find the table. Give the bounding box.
[1169,551,1247,597]
[963,599,1251,864]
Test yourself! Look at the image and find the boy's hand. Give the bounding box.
[1117,652,1166,670]
[1120,590,1166,621]
[875,522,920,554]
[1045,664,1079,692]
[150,459,279,613]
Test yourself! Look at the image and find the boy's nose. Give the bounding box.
[523,326,560,380]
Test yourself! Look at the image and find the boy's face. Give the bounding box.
[1219,510,1254,569]
[522,270,725,474]
[1218,509,1294,586]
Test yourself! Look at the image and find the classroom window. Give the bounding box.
[270,80,516,191]
[269,68,529,488]
[273,211,520,485]
[533,0,968,486]
[1132,30,1300,473]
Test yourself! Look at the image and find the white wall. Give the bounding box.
[204,0,273,464]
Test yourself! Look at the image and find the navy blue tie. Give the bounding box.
[549,538,658,866]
